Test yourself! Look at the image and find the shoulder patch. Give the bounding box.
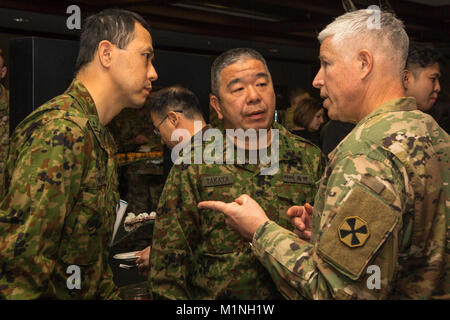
[338,216,370,248]
[200,174,233,187]
[317,185,399,280]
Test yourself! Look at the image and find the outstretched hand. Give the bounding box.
[198,194,269,241]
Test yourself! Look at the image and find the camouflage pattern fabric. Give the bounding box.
[208,104,223,129]
[108,107,163,213]
[149,122,325,299]
[251,97,450,299]
[0,83,9,178]
[107,107,161,154]
[0,79,120,299]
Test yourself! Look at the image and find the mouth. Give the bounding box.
[245,110,266,120]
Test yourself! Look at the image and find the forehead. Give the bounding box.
[421,62,441,75]
[220,58,268,82]
[129,22,153,49]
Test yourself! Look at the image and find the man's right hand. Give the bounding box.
[286,203,313,241]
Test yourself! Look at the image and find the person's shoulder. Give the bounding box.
[278,125,322,154]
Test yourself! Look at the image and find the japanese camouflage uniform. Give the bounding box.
[107,108,164,213]
[251,97,449,299]
[0,79,120,299]
[0,83,9,178]
[149,121,325,299]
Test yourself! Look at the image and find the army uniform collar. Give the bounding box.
[66,78,105,135]
[358,97,417,125]
[213,121,293,173]
[327,97,418,160]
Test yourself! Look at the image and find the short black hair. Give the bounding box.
[75,9,151,72]
[149,85,204,120]
[210,48,271,98]
[406,44,445,72]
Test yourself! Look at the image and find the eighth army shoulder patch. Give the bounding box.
[338,216,370,248]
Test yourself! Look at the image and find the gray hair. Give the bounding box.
[210,48,271,98]
[318,9,409,73]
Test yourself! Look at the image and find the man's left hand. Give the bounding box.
[198,194,269,241]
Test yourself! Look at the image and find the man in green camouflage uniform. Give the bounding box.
[199,10,449,299]
[149,48,324,299]
[107,106,164,214]
[0,9,158,299]
[0,49,9,180]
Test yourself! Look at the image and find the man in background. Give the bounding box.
[403,44,444,113]
[134,85,207,275]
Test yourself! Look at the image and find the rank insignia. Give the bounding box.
[338,216,370,248]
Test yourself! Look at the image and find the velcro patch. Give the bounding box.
[317,185,399,280]
[200,174,234,187]
[282,173,312,184]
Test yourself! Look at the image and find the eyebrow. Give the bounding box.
[144,47,154,55]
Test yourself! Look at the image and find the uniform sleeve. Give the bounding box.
[0,119,90,299]
[252,153,406,300]
[149,163,201,299]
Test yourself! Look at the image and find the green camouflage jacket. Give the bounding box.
[251,97,450,299]
[0,83,9,177]
[0,79,120,299]
[149,122,325,299]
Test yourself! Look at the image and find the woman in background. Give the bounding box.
[291,97,326,147]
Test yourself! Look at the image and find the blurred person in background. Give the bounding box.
[291,97,326,147]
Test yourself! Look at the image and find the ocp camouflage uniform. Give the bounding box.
[0,79,120,299]
[149,122,325,299]
[251,97,450,299]
[0,83,9,178]
[107,108,164,213]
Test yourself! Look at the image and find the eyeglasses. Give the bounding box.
[154,110,183,136]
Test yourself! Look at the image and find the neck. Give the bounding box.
[356,77,405,122]
[76,68,124,126]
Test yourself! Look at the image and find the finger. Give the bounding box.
[294,229,311,241]
[198,200,228,212]
[291,217,305,231]
[304,203,314,214]
[286,206,304,217]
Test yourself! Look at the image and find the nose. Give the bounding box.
[435,79,441,93]
[148,63,158,82]
[312,68,324,89]
[246,85,261,104]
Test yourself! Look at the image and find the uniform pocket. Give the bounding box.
[275,184,314,230]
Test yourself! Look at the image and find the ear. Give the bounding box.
[210,94,224,120]
[97,40,114,68]
[357,49,373,80]
[403,70,413,89]
[167,111,180,127]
